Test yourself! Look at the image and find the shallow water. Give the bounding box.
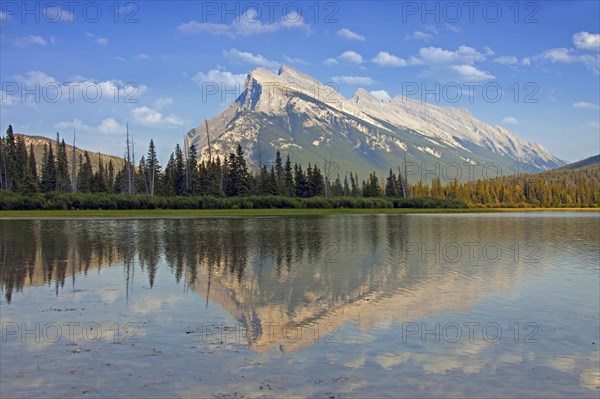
[1,213,599,398]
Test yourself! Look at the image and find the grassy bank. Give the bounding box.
[1,207,597,219]
[0,191,466,211]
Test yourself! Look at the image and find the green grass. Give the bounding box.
[1,207,597,219]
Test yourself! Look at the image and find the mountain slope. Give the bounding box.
[562,154,599,170]
[16,134,126,176]
[186,66,564,181]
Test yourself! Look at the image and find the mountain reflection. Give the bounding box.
[1,216,545,352]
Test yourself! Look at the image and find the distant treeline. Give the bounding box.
[0,125,598,209]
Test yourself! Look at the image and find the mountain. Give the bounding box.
[16,134,126,175]
[562,154,599,170]
[186,65,564,181]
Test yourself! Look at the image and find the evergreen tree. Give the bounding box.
[187,145,200,195]
[284,154,294,197]
[40,143,57,192]
[385,169,398,197]
[55,136,71,192]
[146,140,160,196]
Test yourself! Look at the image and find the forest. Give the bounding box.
[0,125,598,210]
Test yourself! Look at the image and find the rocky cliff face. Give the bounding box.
[186,65,564,180]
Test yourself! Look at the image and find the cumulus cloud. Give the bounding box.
[417,45,486,65]
[533,48,599,73]
[192,67,246,89]
[154,97,173,109]
[55,119,90,131]
[494,56,519,65]
[371,51,407,67]
[223,48,279,68]
[370,90,391,101]
[448,65,494,81]
[572,101,599,110]
[573,32,600,50]
[338,50,364,64]
[8,35,48,48]
[131,106,184,127]
[331,76,375,85]
[324,58,338,66]
[85,32,108,47]
[404,45,494,81]
[283,55,307,65]
[337,28,365,41]
[502,116,519,124]
[405,31,434,42]
[98,118,124,135]
[5,71,147,105]
[178,8,309,38]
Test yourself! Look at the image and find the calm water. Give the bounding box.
[1,213,599,398]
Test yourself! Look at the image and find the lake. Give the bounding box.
[1,213,599,398]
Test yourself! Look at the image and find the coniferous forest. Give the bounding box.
[0,125,598,210]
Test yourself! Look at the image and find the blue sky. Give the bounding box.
[1,1,599,163]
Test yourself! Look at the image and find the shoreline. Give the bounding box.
[0,207,597,219]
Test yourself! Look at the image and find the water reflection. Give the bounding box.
[1,214,599,397]
[1,215,580,344]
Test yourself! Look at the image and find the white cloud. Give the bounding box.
[534,48,599,73]
[370,90,391,101]
[8,35,48,48]
[448,65,494,81]
[338,50,363,64]
[223,48,279,68]
[494,56,518,65]
[331,76,375,85]
[98,118,124,135]
[372,51,407,67]
[85,32,108,47]
[6,71,147,105]
[573,32,600,50]
[417,45,486,65]
[178,8,309,38]
[583,121,600,129]
[154,97,173,109]
[324,58,338,66]
[192,68,246,88]
[283,55,307,65]
[131,106,184,127]
[44,6,75,22]
[337,28,365,41]
[483,46,495,56]
[405,31,434,42]
[55,119,89,131]
[572,101,599,110]
[502,116,519,124]
[446,23,460,33]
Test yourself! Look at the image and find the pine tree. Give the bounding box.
[385,169,398,197]
[40,143,57,192]
[146,140,160,196]
[187,145,200,195]
[55,136,71,192]
[284,154,294,197]
[28,144,37,181]
[3,125,17,191]
[77,152,93,193]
